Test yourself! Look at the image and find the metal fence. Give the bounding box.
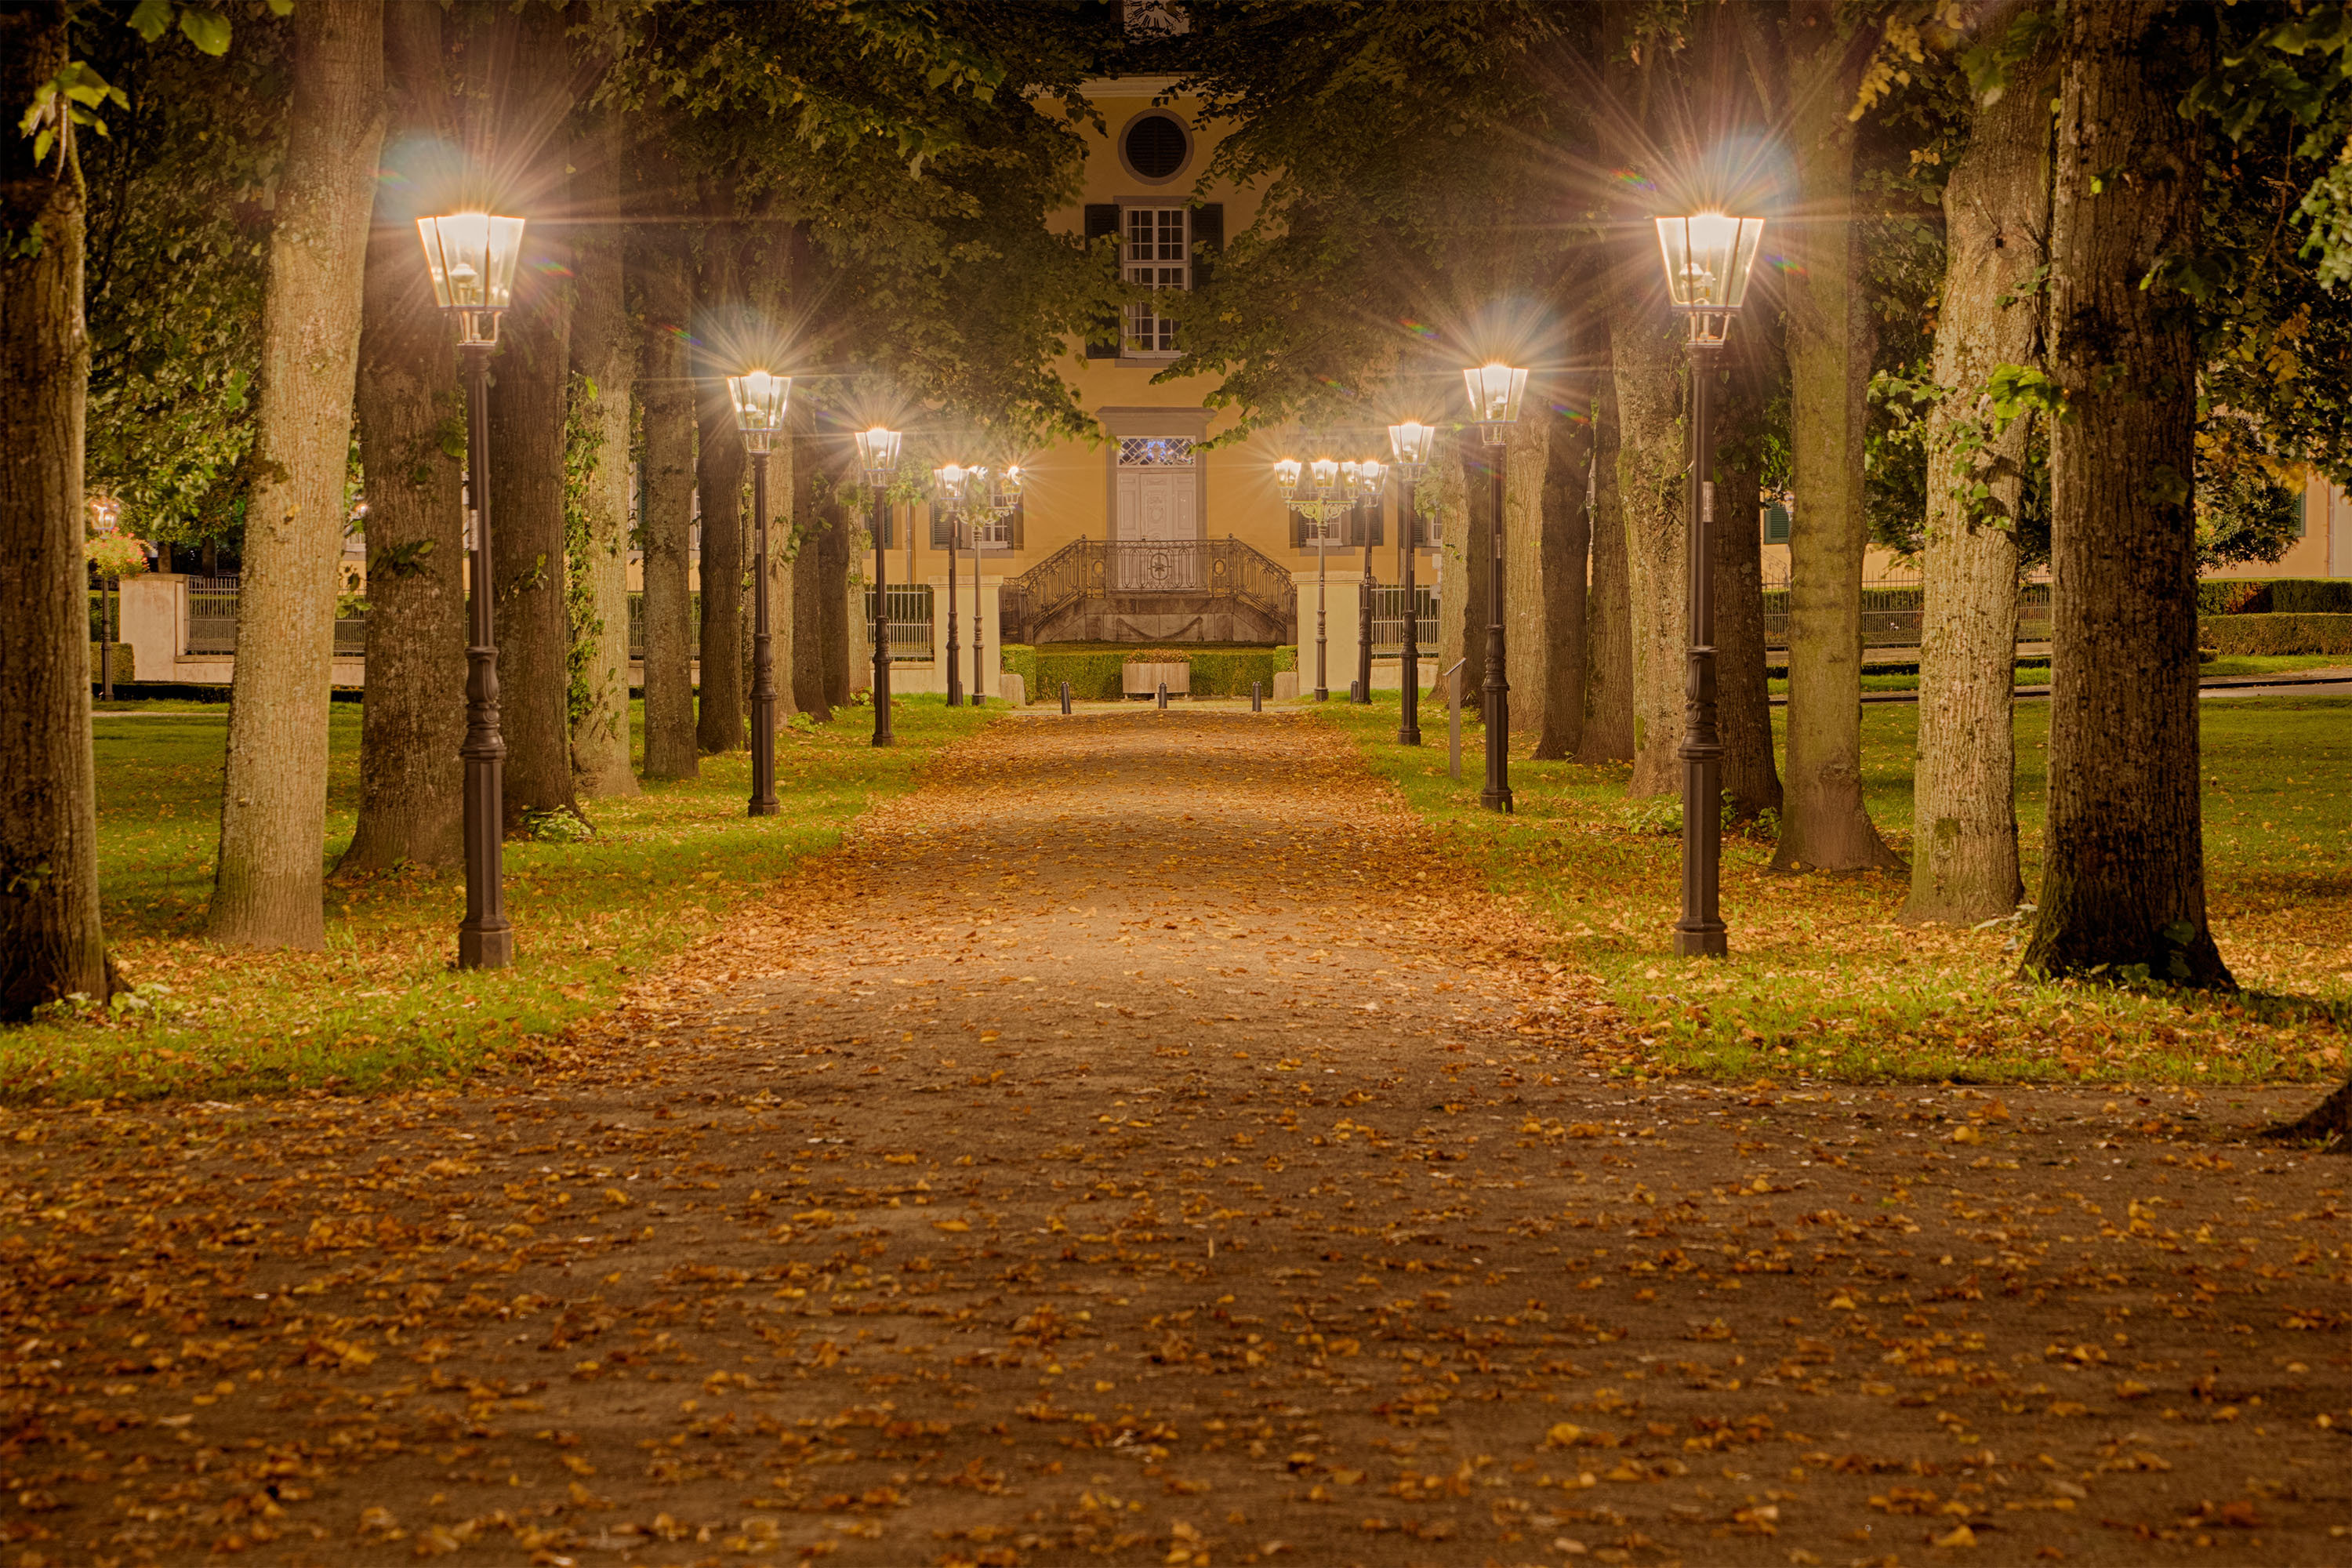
[1367,584,1439,652]
[1760,575,2052,651]
[865,583,935,662]
[626,591,702,659]
[183,577,368,656]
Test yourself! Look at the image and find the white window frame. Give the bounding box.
[1123,205,1188,359]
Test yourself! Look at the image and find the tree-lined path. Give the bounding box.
[3,712,2350,1566]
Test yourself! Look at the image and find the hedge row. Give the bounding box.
[2197,579,2352,615]
[1014,644,1298,702]
[2198,612,2352,656]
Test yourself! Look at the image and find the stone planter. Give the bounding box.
[1122,661,1190,699]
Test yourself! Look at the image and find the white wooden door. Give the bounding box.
[1116,467,1200,589]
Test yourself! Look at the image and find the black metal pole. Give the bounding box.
[1355,499,1374,704]
[457,343,513,969]
[1676,337,1726,957]
[102,575,114,702]
[1314,518,1328,701]
[1061,679,1072,714]
[971,532,985,708]
[945,506,961,707]
[749,449,778,816]
[1481,448,1512,813]
[1396,474,1421,746]
[871,491,892,746]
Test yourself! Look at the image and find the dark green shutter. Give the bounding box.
[1192,201,1223,291]
[1764,501,1791,543]
[1084,205,1122,358]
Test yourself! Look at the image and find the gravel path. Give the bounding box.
[3,709,2349,1566]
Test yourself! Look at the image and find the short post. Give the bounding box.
[1251,680,1261,712]
[1156,681,1167,711]
[1061,679,1072,714]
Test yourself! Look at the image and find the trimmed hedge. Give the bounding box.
[999,644,1039,704]
[2197,579,2352,615]
[1029,643,1297,702]
[2198,612,2352,655]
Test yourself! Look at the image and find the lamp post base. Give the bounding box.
[459,924,515,969]
[1671,922,1728,959]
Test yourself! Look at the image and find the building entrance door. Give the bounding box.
[1115,464,1200,590]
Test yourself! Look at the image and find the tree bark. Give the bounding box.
[633,148,697,779]
[821,479,852,710]
[567,97,640,799]
[1577,338,1635,764]
[1437,430,1485,717]
[1902,24,2053,924]
[209,0,383,949]
[339,0,463,875]
[2021,2,2229,987]
[694,212,746,754]
[1503,401,1553,760]
[1773,0,1901,873]
[1714,456,1783,820]
[482,1,577,834]
[789,403,830,721]
[1534,394,1592,760]
[0,0,111,1014]
[1611,305,1686,797]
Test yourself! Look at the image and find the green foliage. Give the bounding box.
[998,642,1037,703]
[2199,612,2352,656]
[17,60,128,166]
[77,9,287,547]
[562,372,608,739]
[2197,456,2306,568]
[1030,643,1297,702]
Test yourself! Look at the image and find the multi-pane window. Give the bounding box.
[1124,207,1187,354]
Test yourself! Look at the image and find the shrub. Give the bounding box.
[2197,612,2352,656]
[2194,579,2352,615]
[1031,643,1297,701]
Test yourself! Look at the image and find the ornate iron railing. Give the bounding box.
[626,591,702,659]
[183,576,367,656]
[1001,535,1296,642]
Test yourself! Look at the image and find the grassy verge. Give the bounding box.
[1316,692,2352,1087]
[4,695,993,1102]
[1761,652,2348,697]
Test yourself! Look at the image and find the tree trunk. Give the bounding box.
[2021,2,2228,987]
[1504,401,1553,761]
[1714,457,1783,819]
[482,1,577,834]
[209,0,384,949]
[821,481,852,710]
[633,156,698,779]
[694,215,746,754]
[1611,307,1685,797]
[1534,394,1592,760]
[1773,2,1900,873]
[339,0,464,875]
[1578,339,1635,764]
[789,404,830,721]
[567,98,640,799]
[1903,25,2053,924]
[1437,430,1485,717]
[0,1,111,1015]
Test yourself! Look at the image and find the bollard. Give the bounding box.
[1251,681,1261,713]
[1156,681,1167,711]
[1446,659,1467,782]
[1060,680,1072,715]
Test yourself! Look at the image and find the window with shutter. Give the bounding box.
[1192,202,1222,292]
[1764,501,1791,543]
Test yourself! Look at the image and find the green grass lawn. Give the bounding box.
[4,695,994,1102]
[1317,691,2352,1087]
[1760,652,2349,697]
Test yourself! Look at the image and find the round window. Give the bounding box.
[1122,114,1189,182]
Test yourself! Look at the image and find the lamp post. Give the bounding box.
[1386,420,1437,746]
[855,426,904,746]
[1464,363,1529,813]
[1655,209,1766,959]
[1353,458,1383,704]
[416,210,525,971]
[728,369,792,816]
[932,462,971,706]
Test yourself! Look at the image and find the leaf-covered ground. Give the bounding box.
[3,710,2350,1566]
